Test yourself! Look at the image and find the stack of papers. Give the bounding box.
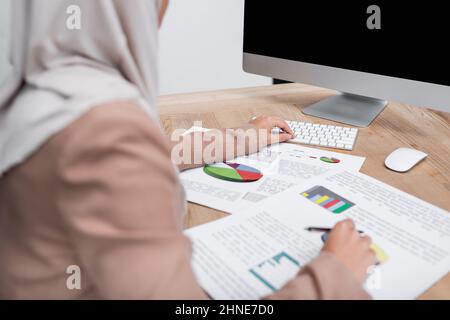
[180,138,365,214]
[180,127,450,299]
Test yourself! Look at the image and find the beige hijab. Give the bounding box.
[0,0,162,176]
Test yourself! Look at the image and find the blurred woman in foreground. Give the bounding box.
[0,0,375,299]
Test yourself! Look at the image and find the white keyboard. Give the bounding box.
[284,120,359,151]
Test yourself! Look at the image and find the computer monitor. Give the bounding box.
[243,2,450,127]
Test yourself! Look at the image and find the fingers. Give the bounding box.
[249,116,294,138]
[333,220,373,250]
[335,219,355,232]
[362,235,372,246]
[367,248,378,266]
[325,219,379,283]
[270,132,292,143]
[278,133,292,142]
[270,117,294,136]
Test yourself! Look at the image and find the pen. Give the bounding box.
[305,226,364,234]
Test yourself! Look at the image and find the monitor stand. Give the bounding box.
[302,93,388,127]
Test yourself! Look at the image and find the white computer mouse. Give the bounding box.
[385,148,428,173]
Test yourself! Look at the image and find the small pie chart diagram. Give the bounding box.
[203,162,263,182]
[320,157,341,164]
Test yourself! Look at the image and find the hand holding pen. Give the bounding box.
[306,219,378,284]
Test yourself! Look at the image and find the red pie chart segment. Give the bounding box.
[236,169,262,181]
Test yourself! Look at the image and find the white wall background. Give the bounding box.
[159,0,271,95]
[0,0,12,88]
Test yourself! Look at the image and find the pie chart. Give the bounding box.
[320,157,341,164]
[203,162,263,182]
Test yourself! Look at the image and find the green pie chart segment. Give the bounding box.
[203,162,263,182]
[320,157,341,164]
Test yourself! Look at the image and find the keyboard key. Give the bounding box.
[338,138,355,143]
[287,120,358,151]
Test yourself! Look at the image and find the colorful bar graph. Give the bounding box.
[249,252,300,292]
[301,186,355,214]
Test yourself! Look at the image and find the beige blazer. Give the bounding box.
[0,103,370,299]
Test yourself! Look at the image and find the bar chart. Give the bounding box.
[249,252,300,292]
[301,186,355,214]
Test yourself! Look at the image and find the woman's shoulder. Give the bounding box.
[56,102,171,158]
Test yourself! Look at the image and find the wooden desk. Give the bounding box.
[159,83,450,300]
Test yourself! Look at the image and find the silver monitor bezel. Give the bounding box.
[243,53,450,112]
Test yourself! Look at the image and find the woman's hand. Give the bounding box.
[249,116,294,143]
[322,219,377,284]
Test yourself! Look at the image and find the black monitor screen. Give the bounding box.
[244,1,449,87]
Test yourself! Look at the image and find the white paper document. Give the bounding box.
[180,142,366,213]
[185,169,450,300]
